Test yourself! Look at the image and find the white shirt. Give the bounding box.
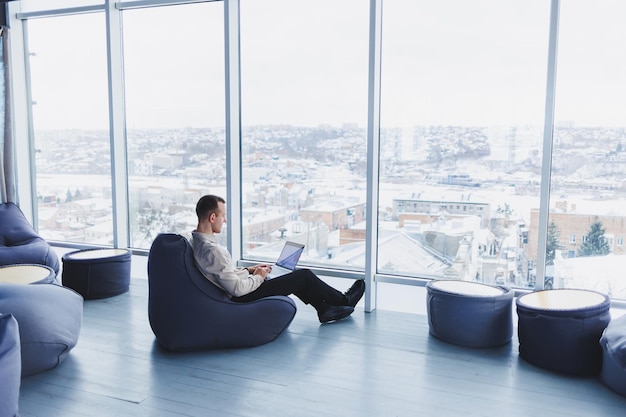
[189,231,265,297]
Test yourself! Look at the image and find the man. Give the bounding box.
[190,194,365,323]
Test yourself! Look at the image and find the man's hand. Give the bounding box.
[248,264,272,278]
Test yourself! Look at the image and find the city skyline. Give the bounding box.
[30,122,626,297]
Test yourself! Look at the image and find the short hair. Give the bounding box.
[196,195,225,221]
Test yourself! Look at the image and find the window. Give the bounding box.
[239,0,369,268]
[379,0,550,285]
[15,0,626,311]
[27,13,113,245]
[122,2,226,249]
[549,0,626,299]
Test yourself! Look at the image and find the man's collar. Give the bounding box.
[192,230,218,242]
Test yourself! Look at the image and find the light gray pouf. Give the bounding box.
[0,313,21,417]
[0,283,83,376]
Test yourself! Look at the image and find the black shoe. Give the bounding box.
[318,305,354,323]
[344,280,365,307]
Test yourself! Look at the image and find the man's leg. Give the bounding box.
[232,269,365,323]
[232,269,344,308]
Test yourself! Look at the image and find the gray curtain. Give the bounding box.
[1,25,16,204]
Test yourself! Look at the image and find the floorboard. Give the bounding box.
[17,260,626,417]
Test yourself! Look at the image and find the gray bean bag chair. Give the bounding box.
[148,233,296,351]
[0,283,83,376]
[0,313,21,417]
[600,314,626,397]
[0,203,60,274]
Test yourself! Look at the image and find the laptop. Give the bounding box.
[265,241,305,279]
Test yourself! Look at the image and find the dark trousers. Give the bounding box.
[231,269,346,310]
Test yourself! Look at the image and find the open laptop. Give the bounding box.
[265,241,305,279]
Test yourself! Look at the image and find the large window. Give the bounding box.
[14,0,626,310]
[239,0,369,268]
[27,13,113,245]
[379,0,550,287]
[547,0,626,299]
[122,2,226,249]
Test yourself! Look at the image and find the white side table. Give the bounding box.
[0,264,57,285]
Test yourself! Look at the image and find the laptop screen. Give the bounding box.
[275,241,305,270]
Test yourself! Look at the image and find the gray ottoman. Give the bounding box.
[516,289,610,376]
[62,248,131,299]
[600,314,626,397]
[426,280,514,348]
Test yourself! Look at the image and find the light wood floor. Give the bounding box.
[17,263,626,417]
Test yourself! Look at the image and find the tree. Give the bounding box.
[136,207,178,246]
[496,203,514,219]
[546,220,563,265]
[577,219,610,257]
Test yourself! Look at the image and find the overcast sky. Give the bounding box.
[22,0,626,130]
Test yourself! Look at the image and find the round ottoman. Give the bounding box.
[516,289,610,376]
[426,280,514,348]
[62,248,131,299]
[0,263,57,285]
[600,314,626,397]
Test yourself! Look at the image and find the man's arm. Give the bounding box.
[194,244,265,297]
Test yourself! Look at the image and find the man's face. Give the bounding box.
[211,202,227,234]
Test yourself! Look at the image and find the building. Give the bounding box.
[528,202,626,260]
[392,194,490,227]
[300,200,366,231]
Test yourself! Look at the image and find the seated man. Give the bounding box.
[190,194,365,323]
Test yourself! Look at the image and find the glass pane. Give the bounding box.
[380,1,550,287]
[549,0,626,299]
[28,13,113,244]
[123,2,225,249]
[239,0,369,269]
[19,0,104,13]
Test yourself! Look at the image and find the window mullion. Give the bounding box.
[225,0,242,260]
[106,0,130,248]
[536,0,561,290]
[365,0,383,312]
